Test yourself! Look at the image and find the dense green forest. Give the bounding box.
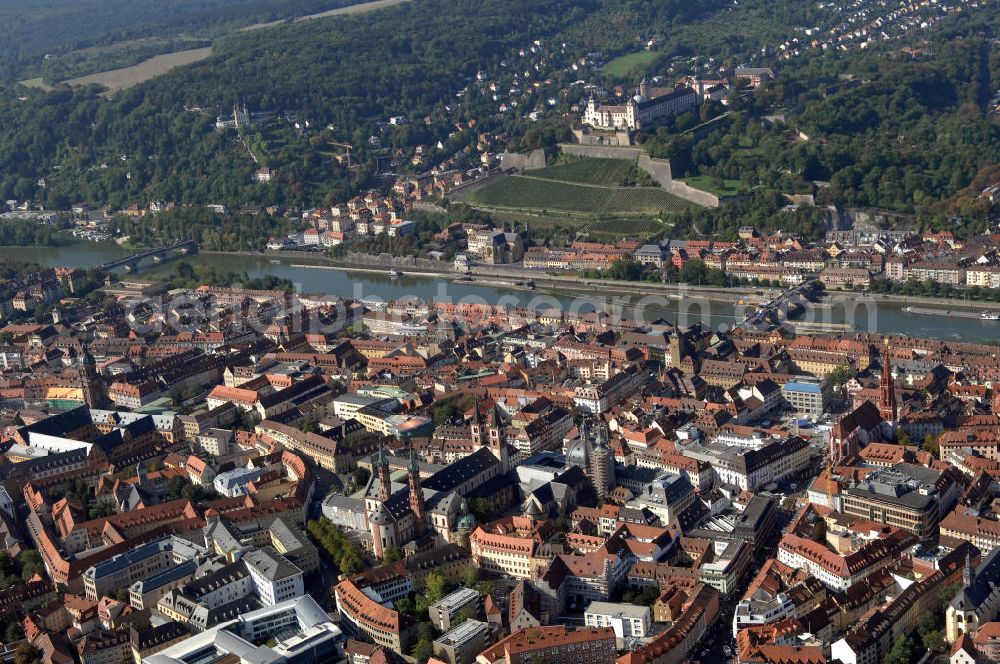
[166,261,295,291]
[647,38,1000,217]
[564,0,823,72]
[0,0,805,213]
[666,191,831,244]
[113,207,301,251]
[0,256,45,283]
[640,6,1000,236]
[0,0,615,211]
[0,0,365,82]
[1,0,1000,237]
[0,218,74,246]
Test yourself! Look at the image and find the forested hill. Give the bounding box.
[3,0,1000,223]
[0,0,367,83]
[0,0,823,212]
[174,0,598,128]
[639,5,1000,237]
[0,0,616,210]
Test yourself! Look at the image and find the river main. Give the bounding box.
[4,242,998,344]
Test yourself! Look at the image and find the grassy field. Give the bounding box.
[733,136,765,159]
[17,78,55,91]
[241,0,411,30]
[42,35,211,81]
[63,47,213,95]
[602,50,658,78]
[57,0,410,95]
[529,157,637,186]
[467,175,691,216]
[682,175,744,197]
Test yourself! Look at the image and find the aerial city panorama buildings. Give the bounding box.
[2,260,1000,664]
[8,1,1000,664]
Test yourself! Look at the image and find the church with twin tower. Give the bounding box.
[364,400,512,559]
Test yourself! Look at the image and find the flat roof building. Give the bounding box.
[584,601,651,639]
[782,380,829,418]
[143,595,340,664]
[429,587,481,632]
[842,463,959,540]
[433,619,491,664]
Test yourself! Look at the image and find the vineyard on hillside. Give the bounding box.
[587,217,663,236]
[529,157,638,186]
[466,175,690,216]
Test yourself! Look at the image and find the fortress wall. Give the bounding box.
[499,149,547,172]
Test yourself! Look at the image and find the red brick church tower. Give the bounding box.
[408,447,426,534]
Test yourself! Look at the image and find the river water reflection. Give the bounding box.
[3,243,998,343]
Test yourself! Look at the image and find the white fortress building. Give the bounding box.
[583,78,698,131]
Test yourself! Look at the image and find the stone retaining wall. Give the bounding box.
[666,180,720,207]
[411,201,448,215]
[571,128,633,146]
[344,251,450,270]
[558,143,644,161]
[499,149,547,172]
[446,171,503,196]
[637,154,672,188]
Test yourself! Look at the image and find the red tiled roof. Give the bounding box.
[335,578,407,632]
[479,626,615,663]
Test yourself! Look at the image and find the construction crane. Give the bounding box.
[329,141,354,168]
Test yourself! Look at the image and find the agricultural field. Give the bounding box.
[529,157,638,186]
[21,0,409,92]
[241,0,411,30]
[16,78,54,91]
[40,36,211,82]
[465,175,691,216]
[469,176,606,212]
[63,47,213,95]
[602,50,658,78]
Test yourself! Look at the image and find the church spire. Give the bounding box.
[594,419,608,449]
[470,397,486,445]
[880,339,897,424]
[489,401,505,445]
[964,549,976,587]
[376,444,392,502]
[407,446,425,527]
[407,446,420,474]
[590,419,615,497]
